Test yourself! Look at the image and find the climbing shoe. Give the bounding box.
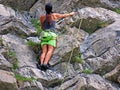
[37,63,44,70]
[42,64,50,70]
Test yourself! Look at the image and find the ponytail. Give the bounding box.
[45,14,52,25]
[45,3,53,25]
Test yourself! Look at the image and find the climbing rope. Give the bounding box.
[59,16,83,90]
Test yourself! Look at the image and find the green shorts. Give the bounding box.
[41,39,57,47]
[40,31,57,47]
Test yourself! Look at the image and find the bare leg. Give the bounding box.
[40,45,47,64]
[44,45,54,64]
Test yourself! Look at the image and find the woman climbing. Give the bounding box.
[37,2,76,70]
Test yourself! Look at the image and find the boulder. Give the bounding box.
[80,20,120,74]
[0,4,36,36]
[79,7,120,74]
[105,64,120,84]
[30,0,120,19]
[0,70,18,90]
[31,68,63,87]
[60,74,119,90]
[71,7,119,33]
[0,54,12,71]
[0,0,38,11]
[2,34,37,68]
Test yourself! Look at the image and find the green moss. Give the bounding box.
[20,34,27,39]
[74,53,83,64]
[12,60,19,70]
[27,40,41,54]
[75,56,83,63]
[27,40,40,47]
[15,73,36,82]
[8,49,19,70]
[0,37,3,46]
[8,49,16,59]
[115,8,120,14]
[83,68,92,74]
[5,45,19,70]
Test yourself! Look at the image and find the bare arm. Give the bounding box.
[53,12,76,19]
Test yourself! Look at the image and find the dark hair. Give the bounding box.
[45,3,53,25]
[45,3,53,14]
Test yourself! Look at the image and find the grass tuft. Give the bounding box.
[83,68,92,74]
[15,73,36,82]
[115,8,120,14]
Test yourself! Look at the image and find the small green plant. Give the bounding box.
[8,49,16,59]
[0,37,3,46]
[6,45,19,70]
[115,8,120,14]
[31,18,42,35]
[15,73,36,82]
[75,56,83,64]
[97,21,109,28]
[85,29,94,34]
[12,60,19,70]
[83,68,92,74]
[74,53,83,64]
[27,40,40,47]
[20,34,27,39]
[27,40,41,53]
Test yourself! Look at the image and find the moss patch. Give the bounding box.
[15,73,36,82]
[27,40,41,54]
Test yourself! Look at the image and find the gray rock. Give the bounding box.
[30,0,120,19]
[79,7,120,74]
[101,0,120,9]
[105,64,120,84]
[84,74,119,90]
[0,54,12,71]
[2,34,37,68]
[20,80,44,90]
[0,4,15,17]
[27,37,41,43]
[59,74,86,90]
[0,0,38,11]
[60,74,120,90]
[0,4,36,36]
[0,70,18,90]
[50,27,87,66]
[31,68,63,87]
[81,23,120,73]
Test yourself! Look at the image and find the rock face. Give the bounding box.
[80,20,120,74]
[50,27,87,66]
[0,0,38,11]
[79,7,120,74]
[30,0,120,19]
[0,4,36,36]
[0,0,120,90]
[60,74,119,90]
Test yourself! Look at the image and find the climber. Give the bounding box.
[37,2,76,70]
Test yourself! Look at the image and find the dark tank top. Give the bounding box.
[43,19,56,31]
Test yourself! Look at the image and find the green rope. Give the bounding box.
[59,17,83,90]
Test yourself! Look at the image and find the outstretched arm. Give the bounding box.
[54,12,76,19]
